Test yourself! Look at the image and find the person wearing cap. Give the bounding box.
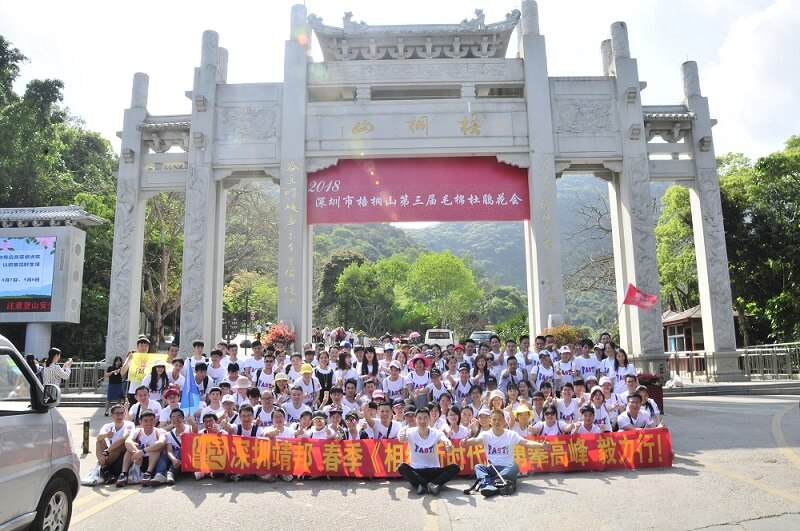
[397,407,459,496]
[304,411,337,440]
[406,353,432,409]
[218,394,240,427]
[555,345,575,391]
[342,411,369,440]
[96,403,135,484]
[445,360,469,403]
[390,398,406,422]
[382,360,406,403]
[370,388,387,407]
[572,405,602,434]
[259,407,295,482]
[117,409,169,487]
[637,385,663,425]
[426,368,450,403]
[618,393,660,431]
[402,405,418,429]
[121,337,151,403]
[293,363,321,408]
[588,386,612,432]
[599,376,625,428]
[363,400,402,439]
[475,407,493,433]
[530,351,555,391]
[462,409,551,497]
[378,343,395,377]
[487,389,506,413]
[530,391,547,423]
[157,387,183,430]
[199,386,225,423]
[126,385,162,426]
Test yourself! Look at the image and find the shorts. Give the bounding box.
[107,383,124,401]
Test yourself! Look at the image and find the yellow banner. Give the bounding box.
[128,353,163,383]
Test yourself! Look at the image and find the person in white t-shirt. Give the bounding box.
[531,405,574,436]
[116,410,168,487]
[206,350,227,386]
[260,407,295,482]
[397,407,459,495]
[572,405,602,434]
[293,364,321,407]
[157,387,183,431]
[460,409,551,497]
[97,404,135,483]
[282,386,312,425]
[167,359,186,391]
[637,385,663,425]
[618,394,661,430]
[164,407,196,485]
[126,386,162,426]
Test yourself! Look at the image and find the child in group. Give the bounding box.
[304,411,337,439]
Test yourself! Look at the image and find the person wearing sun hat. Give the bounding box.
[406,352,432,409]
[508,402,535,436]
[293,363,321,408]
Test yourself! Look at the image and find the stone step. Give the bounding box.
[664,381,800,397]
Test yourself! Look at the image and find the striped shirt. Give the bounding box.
[42,364,70,386]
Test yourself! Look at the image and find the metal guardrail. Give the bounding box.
[739,342,800,380]
[667,351,709,383]
[62,361,107,394]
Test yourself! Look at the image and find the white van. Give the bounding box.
[0,335,80,531]
[424,329,455,349]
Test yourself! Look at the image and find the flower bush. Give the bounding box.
[637,372,664,386]
[264,323,296,346]
[542,323,592,346]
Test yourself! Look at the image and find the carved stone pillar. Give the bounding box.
[520,0,565,333]
[106,73,149,362]
[179,31,222,356]
[608,22,666,375]
[277,5,312,349]
[683,61,742,381]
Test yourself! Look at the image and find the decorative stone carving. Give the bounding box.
[682,61,701,98]
[555,99,613,133]
[610,22,630,59]
[107,178,138,359]
[217,106,278,141]
[201,31,219,67]
[310,61,511,85]
[521,0,539,36]
[496,153,530,168]
[697,168,737,350]
[180,163,210,344]
[460,10,486,28]
[306,157,339,173]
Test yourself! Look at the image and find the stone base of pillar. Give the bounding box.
[707,351,747,382]
[547,314,564,327]
[633,355,671,382]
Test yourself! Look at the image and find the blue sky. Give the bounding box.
[1,0,797,159]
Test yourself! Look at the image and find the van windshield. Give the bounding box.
[427,332,451,339]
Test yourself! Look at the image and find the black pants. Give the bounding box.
[398,463,460,488]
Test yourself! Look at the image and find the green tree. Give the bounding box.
[655,186,698,310]
[314,250,366,325]
[403,251,481,336]
[335,261,392,334]
[223,270,277,327]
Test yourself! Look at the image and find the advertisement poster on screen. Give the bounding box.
[0,237,57,313]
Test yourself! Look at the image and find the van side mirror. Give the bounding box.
[40,384,61,408]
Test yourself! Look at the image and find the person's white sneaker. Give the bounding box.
[151,473,167,485]
[194,472,206,480]
[280,474,293,482]
[165,471,175,485]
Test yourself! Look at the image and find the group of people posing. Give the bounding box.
[95,333,664,496]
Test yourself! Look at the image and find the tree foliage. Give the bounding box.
[223,270,277,324]
[655,186,698,310]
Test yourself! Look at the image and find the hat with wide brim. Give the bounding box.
[408,353,432,370]
[232,376,252,389]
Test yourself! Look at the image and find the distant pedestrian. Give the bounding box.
[42,348,72,387]
[106,356,125,415]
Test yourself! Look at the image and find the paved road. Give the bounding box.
[63,395,800,531]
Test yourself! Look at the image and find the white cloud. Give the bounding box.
[705,0,800,158]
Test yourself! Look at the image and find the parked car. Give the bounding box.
[0,334,80,531]
[469,330,493,346]
[424,329,455,349]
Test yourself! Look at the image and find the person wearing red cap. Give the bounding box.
[157,387,183,431]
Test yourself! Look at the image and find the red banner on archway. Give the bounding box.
[306,157,529,224]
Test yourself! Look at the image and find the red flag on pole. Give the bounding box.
[623,284,658,310]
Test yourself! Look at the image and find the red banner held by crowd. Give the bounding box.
[306,157,530,225]
[181,428,672,477]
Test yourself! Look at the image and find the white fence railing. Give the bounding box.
[739,342,800,380]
